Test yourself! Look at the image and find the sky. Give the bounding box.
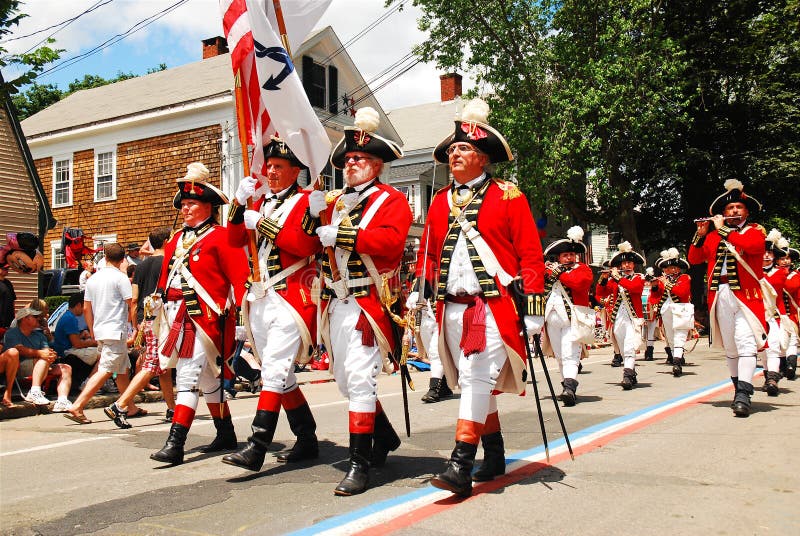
[3,0,474,111]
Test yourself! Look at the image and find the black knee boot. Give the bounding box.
[222,410,278,470]
[472,432,506,482]
[199,415,238,452]
[432,441,479,497]
[732,381,754,417]
[560,378,579,406]
[372,410,401,467]
[644,346,654,361]
[334,433,373,496]
[151,423,190,465]
[275,404,319,463]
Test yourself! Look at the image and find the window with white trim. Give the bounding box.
[94,147,117,201]
[53,156,73,207]
[50,240,65,269]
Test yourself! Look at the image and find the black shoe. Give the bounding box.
[732,381,754,417]
[611,353,623,367]
[222,443,268,471]
[559,378,578,407]
[432,441,478,497]
[164,408,174,422]
[151,423,189,464]
[422,377,453,403]
[198,415,238,453]
[644,346,654,361]
[664,346,673,365]
[786,355,797,380]
[578,362,583,374]
[472,432,505,482]
[672,363,682,377]
[371,410,400,467]
[334,433,372,496]
[104,402,132,429]
[621,368,637,390]
[275,404,318,463]
[764,371,780,397]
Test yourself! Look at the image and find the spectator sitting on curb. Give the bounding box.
[53,292,99,388]
[3,307,72,411]
[65,243,138,424]
[0,343,20,407]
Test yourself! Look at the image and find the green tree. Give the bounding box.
[0,0,62,95]
[11,82,62,119]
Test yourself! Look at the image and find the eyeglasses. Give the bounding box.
[344,155,375,163]
[446,143,478,156]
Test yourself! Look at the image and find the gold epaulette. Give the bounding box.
[325,189,343,204]
[493,178,522,200]
[751,223,767,236]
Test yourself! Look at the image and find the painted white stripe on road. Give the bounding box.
[0,436,114,458]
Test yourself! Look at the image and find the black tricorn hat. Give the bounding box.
[765,229,788,259]
[709,179,762,215]
[433,98,514,165]
[655,248,690,270]
[330,107,403,169]
[264,136,307,170]
[544,226,587,256]
[609,241,646,266]
[787,247,800,263]
[172,162,228,209]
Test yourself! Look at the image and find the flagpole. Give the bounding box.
[272,0,292,55]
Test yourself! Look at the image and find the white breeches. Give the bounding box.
[329,298,381,413]
[715,285,757,382]
[443,302,506,423]
[249,291,302,394]
[660,310,689,360]
[545,310,581,380]
[646,319,658,344]
[420,308,444,379]
[759,317,783,372]
[787,330,798,357]
[612,309,639,369]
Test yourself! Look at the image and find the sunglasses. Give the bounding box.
[344,155,375,163]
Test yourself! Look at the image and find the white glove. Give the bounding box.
[244,210,262,230]
[316,224,338,247]
[405,291,419,310]
[524,315,545,335]
[308,190,328,218]
[145,294,162,314]
[235,176,258,205]
[234,325,248,342]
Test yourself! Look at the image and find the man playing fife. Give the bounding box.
[409,98,545,497]
[542,226,594,406]
[651,248,693,377]
[150,163,249,464]
[222,137,322,471]
[688,179,767,417]
[311,108,411,496]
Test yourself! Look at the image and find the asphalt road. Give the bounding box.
[1,340,798,536]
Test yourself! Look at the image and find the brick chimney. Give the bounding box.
[440,73,462,102]
[202,36,229,59]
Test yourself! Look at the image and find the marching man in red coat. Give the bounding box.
[542,226,594,406]
[596,260,623,366]
[310,108,412,496]
[781,245,800,379]
[150,163,249,465]
[760,230,789,396]
[599,242,646,389]
[688,179,767,417]
[222,138,322,471]
[652,248,693,377]
[409,98,545,497]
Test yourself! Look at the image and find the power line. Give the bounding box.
[1,0,114,46]
[318,0,407,66]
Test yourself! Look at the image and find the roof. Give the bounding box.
[22,54,234,138]
[386,99,459,152]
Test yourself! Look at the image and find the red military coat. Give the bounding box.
[228,187,320,340]
[547,262,593,307]
[688,223,767,334]
[651,273,692,305]
[785,270,800,325]
[415,179,545,395]
[646,278,662,321]
[605,274,645,319]
[320,182,412,357]
[159,224,249,358]
[764,266,788,317]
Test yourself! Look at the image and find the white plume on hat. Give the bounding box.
[646,267,654,276]
[617,241,633,253]
[778,237,790,250]
[354,107,380,133]
[183,162,209,182]
[724,179,744,192]
[662,247,679,260]
[766,228,782,243]
[566,225,584,242]
[460,98,490,124]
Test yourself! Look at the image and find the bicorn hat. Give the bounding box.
[765,229,788,259]
[709,179,762,215]
[172,162,228,209]
[609,241,646,266]
[330,107,403,169]
[655,247,690,270]
[433,98,514,164]
[544,226,587,256]
[264,135,307,170]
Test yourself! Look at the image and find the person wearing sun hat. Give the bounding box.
[541,226,594,406]
[148,163,250,465]
[222,136,323,472]
[780,242,800,379]
[759,230,790,396]
[409,97,545,497]
[652,248,693,377]
[688,179,767,417]
[604,241,647,390]
[309,107,411,496]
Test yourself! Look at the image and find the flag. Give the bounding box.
[220,0,332,183]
